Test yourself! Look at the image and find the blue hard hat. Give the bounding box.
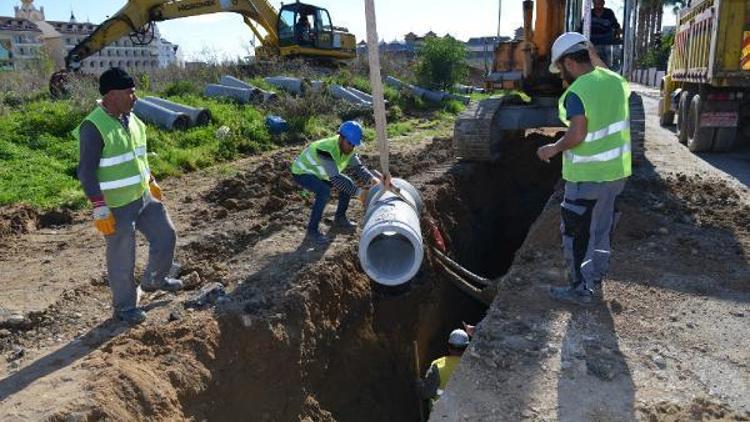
[338,121,363,146]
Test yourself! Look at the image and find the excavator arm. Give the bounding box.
[65,0,281,69]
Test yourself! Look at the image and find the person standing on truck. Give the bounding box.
[74,67,183,325]
[578,0,621,64]
[536,32,631,305]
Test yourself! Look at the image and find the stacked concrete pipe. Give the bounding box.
[219,75,277,102]
[359,178,424,286]
[143,96,211,127]
[385,76,471,105]
[204,84,254,104]
[133,99,191,131]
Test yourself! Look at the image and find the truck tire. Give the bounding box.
[658,98,674,127]
[676,91,693,144]
[687,95,715,152]
[711,127,738,152]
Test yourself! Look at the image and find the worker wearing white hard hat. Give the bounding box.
[537,31,632,306]
[416,328,471,408]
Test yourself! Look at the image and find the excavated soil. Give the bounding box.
[0,128,560,421]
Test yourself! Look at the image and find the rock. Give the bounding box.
[658,227,669,235]
[691,248,698,256]
[609,299,624,314]
[647,242,657,249]
[222,198,239,210]
[687,322,696,329]
[0,329,11,338]
[214,208,228,219]
[669,313,679,322]
[5,314,26,327]
[653,354,667,369]
[184,282,226,309]
[183,195,194,204]
[181,271,202,289]
[168,311,182,322]
[730,311,744,318]
[6,346,24,362]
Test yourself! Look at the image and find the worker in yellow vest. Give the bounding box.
[291,121,379,245]
[74,68,183,325]
[416,329,470,407]
[537,32,631,305]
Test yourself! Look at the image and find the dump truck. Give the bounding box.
[658,0,750,152]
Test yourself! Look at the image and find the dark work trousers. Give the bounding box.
[105,191,176,312]
[561,179,626,290]
[293,173,351,233]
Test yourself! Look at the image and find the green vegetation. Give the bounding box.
[414,36,468,91]
[637,32,674,70]
[0,61,465,211]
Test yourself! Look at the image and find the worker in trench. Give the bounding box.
[416,328,470,409]
[74,67,183,325]
[536,32,631,305]
[290,120,383,245]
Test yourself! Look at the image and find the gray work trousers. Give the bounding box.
[105,192,176,311]
[560,179,626,290]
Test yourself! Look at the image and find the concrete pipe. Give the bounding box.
[329,84,371,106]
[346,87,375,104]
[219,76,277,103]
[133,99,190,131]
[359,178,423,286]
[204,84,253,104]
[264,76,304,95]
[143,96,211,127]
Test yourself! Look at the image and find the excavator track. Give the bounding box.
[452,97,505,161]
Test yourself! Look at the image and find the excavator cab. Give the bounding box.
[277,2,352,55]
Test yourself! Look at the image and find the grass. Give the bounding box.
[0,63,468,211]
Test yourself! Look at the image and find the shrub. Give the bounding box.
[414,37,468,91]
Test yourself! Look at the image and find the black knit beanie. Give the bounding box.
[99,67,135,95]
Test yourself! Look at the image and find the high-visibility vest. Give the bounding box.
[558,67,631,182]
[291,136,352,180]
[431,355,460,400]
[74,106,150,208]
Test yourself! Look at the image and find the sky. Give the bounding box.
[2,0,675,61]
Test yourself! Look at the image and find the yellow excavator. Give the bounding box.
[454,0,644,161]
[50,0,356,95]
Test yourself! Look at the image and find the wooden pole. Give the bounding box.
[363,0,390,179]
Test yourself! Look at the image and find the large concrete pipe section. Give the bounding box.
[219,76,277,103]
[133,99,190,131]
[359,178,424,286]
[204,84,253,104]
[329,84,371,107]
[264,76,304,95]
[143,96,211,127]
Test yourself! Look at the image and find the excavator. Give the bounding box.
[453,0,644,161]
[50,0,356,96]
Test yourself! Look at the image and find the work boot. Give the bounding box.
[115,307,147,325]
[548,285,594,305]
[333,216,357,231]
[142,276,184,292]
[305,230,329,245]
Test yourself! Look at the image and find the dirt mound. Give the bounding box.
[638,397,750,421]
[628,172,750,232]
[0,205,77,238]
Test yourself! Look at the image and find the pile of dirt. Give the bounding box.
[0,205,77,239]
[638,397,750,421]
[628,172,750,232]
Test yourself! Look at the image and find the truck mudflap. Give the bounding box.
[699,111,739,128]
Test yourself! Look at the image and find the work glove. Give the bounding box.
[93,205,116,236]
[149,179,163,201]
[357,188,369,206]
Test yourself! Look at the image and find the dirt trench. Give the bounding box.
[54,132,561,421]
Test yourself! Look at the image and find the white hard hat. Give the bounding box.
[549,32,589,73]
[448,329,470,348]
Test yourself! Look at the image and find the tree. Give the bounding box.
[414,36,467,91]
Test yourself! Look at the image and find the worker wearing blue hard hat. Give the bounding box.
[291,120,380,245]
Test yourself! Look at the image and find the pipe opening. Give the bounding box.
[365,230,416,283]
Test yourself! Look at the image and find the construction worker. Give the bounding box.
[537,32,630,305]
[578,0,621,65]
[291,121,379,245]
[75,67,183,325]
[416,329,470,407]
